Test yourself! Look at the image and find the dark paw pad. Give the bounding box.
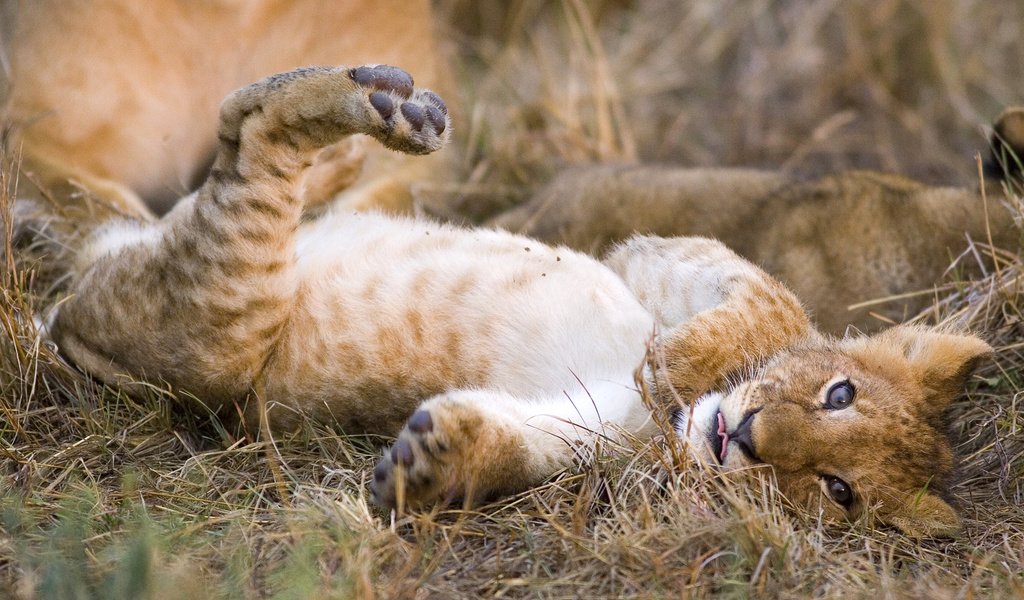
[408,410,434,433]
[400,102,426,131]
[424,106,446,135]
[373,460,390,483]
[420,91,448,116]
[391,438,414,466]
[368,92,394,120]
[350,65,414,98]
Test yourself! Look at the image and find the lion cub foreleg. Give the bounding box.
[603,236,816,399]
[371,381,651,511]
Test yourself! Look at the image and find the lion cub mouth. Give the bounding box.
[710,410,729,464]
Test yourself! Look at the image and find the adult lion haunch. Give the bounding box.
[1,0,452,219]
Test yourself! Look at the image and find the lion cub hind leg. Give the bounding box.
[300,138,369,209]
[371,382,649,511]
[53,65,450,401]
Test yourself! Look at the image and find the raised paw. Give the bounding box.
[349,64,449,155]
[217,64,451,160]
[371,407,458,511]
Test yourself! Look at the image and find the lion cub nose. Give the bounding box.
[732,409,761,462]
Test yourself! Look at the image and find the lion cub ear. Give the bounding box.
[882,326,993,411]
[886,491,962,538]
[986,106,1024,180]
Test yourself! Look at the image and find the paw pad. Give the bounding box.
[424,106,446,135]
[373,460,390,483]
[391,438,415,466]
[368,92,394,120]
[420,91,448,116]
[350,65,414,97]
[400,103,426,131]
[408,409,433,433]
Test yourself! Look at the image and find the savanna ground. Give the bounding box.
[2,1,1024,597]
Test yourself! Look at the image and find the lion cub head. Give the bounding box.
[679,325,992,537]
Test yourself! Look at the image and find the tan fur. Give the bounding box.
[1,0,452,221]
[712,326,991,537]
[495,109,1024,334]
[44,65,990,539]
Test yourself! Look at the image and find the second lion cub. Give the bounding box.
[48,65,990,538]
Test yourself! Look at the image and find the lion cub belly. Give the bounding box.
[262,213,654,433]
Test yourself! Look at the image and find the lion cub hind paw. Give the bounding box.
[348,64,449,155]
[371,408,455,511]
[225,64,450,158]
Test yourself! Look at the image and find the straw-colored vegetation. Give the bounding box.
[2,1,1023,597]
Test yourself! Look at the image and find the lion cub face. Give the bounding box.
[682,326,991,537]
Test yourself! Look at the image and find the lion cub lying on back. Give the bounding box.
[45,65,990,538]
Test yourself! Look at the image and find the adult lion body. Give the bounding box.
[1,0,452,217]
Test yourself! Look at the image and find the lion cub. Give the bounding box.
[496,109,1024,334]
[47,65,990,538]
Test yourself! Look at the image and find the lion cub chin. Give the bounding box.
[676,325,990,538]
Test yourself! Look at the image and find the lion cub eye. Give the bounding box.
[825,476,855,508]
[824,380,855,410]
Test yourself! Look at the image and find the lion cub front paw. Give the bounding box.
[371,407,459,511]
[371,395,534,512]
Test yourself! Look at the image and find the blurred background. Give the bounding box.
[434,0,1024,219]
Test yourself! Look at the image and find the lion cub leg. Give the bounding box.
[603,236,816,398]
[300,138,370,209]
[371,381,651,511]
[52,65,450,401]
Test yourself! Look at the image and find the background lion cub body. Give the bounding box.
[498,159,1021,333]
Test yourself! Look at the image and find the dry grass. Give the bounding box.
[3,1,1024,598]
